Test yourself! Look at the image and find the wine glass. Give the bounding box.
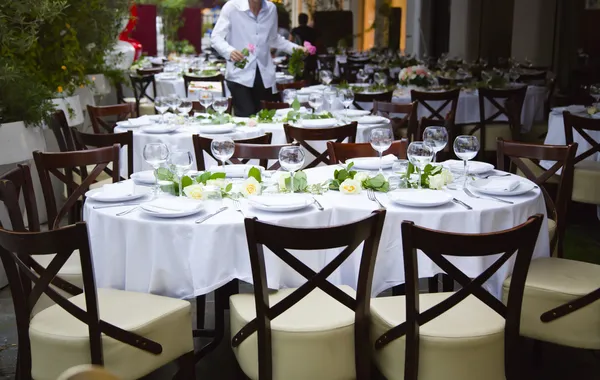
[422,126,449,162]
[340,88,354,119]
[143,142,170,196]
[154,96,169,124]
[210,137,235,167]
[323,88,338,111]
[357,69,369,84]
[308,92,324,113]
[278,146,305,193]
[370,128,393,175]
[199,90,213,112]
[590,84,600,105]
[170,150,193,197]
[177,98,193,124]
[282,89,297,106]
[374,72,387,87]
[168,94,181,114]
[407,142,434,189]
[449,135,480,190]
[319,70,333,86]
[509,68,520,83]
[213,97,229,115]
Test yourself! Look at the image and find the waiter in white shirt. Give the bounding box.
[211,0,303,117]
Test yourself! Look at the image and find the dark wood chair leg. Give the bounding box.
[175,350,196,380]
[391,284,405,296]
[532,340,543,367]
[195,295,206,330]
[428,275,439,293]
[441,274,454,292]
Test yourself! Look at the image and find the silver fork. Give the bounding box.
[232,198,246,218]
[116,205,139,216]
[367,189,385,209]
[464,188,514,204]
[477,173,511,179]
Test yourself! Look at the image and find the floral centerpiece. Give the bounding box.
[406,163,453,190]
[329,163,390,194]
[288,41,316,79]
[398,65,435,88]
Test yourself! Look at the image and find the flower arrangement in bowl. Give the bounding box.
[398,65,435,88]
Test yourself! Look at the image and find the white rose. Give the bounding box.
[278,172,290,191]
[340,178,362,194]
[353,172,369,183]
[206,178,229,190]
[183,184,204,200]
[428,174,445,190]
[441,169,453,185]
[242,177,261,197]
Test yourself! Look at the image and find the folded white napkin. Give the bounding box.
[208,165,263,178]
[300,118,338,128]
[480,179,520,192]
[350,154,396,164]
[123,115,152,127]
[131,170,156,184]
[95,182,134,199]
[356,115,387,124]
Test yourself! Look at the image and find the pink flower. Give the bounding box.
[303,41,317,55]
[248,44,255,54]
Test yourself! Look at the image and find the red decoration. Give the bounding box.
[119,4,143,60]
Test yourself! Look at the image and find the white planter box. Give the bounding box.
[0,121,46,165]
[87,73,111,96]
[51,94,84,126]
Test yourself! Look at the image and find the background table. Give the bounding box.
[543,110,600,164]
[84,165,549,300]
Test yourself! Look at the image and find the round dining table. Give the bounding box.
[83,165,549,300]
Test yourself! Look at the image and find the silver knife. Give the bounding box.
[93,202,141,209]
[452,198,472,210]
[312,196,324,211]
[485,195,514,205]
[195,206,228,224]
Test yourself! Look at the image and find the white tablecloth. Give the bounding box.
[83,165,549,300]
[542,111,600,164]
[393,86,547,132]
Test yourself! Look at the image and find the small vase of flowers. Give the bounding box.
[398,65,435,89]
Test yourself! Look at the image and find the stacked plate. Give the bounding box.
[86,182,151,202]
[469,178,536,196]
[247,194,313,212]
[388,189,452,208]
[140,198,204,218]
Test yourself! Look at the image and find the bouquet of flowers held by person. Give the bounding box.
[398,65,435,88]
[234,44,255,69]
[288,41,316,79]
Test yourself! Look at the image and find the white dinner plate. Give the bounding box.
[85,184,151,202]
[346,155,396,170]
[299,118,338,128]
[388,189,452,208]
[156,74,178,81]
[356,115,388,124]
[196,123,236,134]
[140,199,204,218]
[469,179,536,196]
[141,125,179,134]
[131,170,173,185]
[275,107,308,116]
[339,109,371,118]
[446,160,494,175]
[247,194,313,212]
[116,116,154,128]
[208,164,264,178]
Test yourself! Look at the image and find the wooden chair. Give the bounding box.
[49,110,77,152]
[233,142,299,170]
[373,101,418,141]
[276,80,308,93]
[33,145,120,229]
[517,70,547,85]
[327,140,408,163]
[57,365,120,380]
[373,215,543,380]
[497,139,577,257]
[183,73,226,97]
[231,210,386,380]
[410,88,460,126]
[192,98,232,115]
[283,122,358,168]
[260,100,290,110]
[0,223,195,380]
[562,111,600,206]
[192,133,273,171]
[87,104,135,134]
[71,129,134,179]
[136,67,163,76]
[354,91,394,111]
[127,74,156,117]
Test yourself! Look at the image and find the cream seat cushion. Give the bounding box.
[502,257,600,349]
[30,288,193,380]
[230,286,357,380]
[572,160,600,205]
[462,123,514,151]
[371,293,506,380]
[123,98,155,116]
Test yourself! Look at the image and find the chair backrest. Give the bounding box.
[283,122,358,168]
[33,145,120,229]
[183,74,226,97]
[233,210,387,380]
[87,104,135,134]
[410,88,460,125]
[416,115,456,161]
[347,56,372,65]
[0,223,163,377]
[276,80,308,93]
[136,67,163,76]
[373,101,418,141]
[354,91,394,111]
[233,142,299,170]
[129,74,156,117]
[327,140,408,164]
[50,110,77,152]
[260,100,290,110]
[71,129,134,179]
[497,139,577,257]
[518,70,547,85]
[192,133,273,171]
[191,98,233,115]
[563,111,600,165]
[0,165,40,232]
[476,85,527,137]
[374,215,543,380]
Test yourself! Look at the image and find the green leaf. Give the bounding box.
[210,172,226,179]
[337,169,349,182]
[225,183,233,192]
[347,162,354,171]
[293,171,308,192]
[291,97,301,111]
[247,167,262,183]
[156,167,173,181]
[181,175,193,189]
[197,171,212,184]
[368,174,386,188]
[241,48,249,56]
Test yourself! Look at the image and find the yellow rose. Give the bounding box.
[183,184,204,200]
[61,65,67,70]
[340,178,361,194]
[242,177,261,197]
[57,86,63,93]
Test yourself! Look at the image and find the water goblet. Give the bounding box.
[407,142,434,189]
[340,88,354,119]
[154,96,169,124]
[308,92,324,113]
[210,137,235,167]
[370,128,393,175]
[282,89,297,106]
[199,90,213,112]
[447,135,480,190]
[143,142,170,196]
[319,70,333,86]
[168,94,181,114]
[170,150,193,197]
[213,97,229,115]
[357,69,369,84]
[278,146,305,193]
[422,126,448,162]
[374,72,387,87]
[323,88,338,111]
[177,99,193,124]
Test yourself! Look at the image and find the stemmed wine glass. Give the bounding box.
[278,146,305,193]
[448,135,480,190]
[282,89,297,106]
[407,142,434,189]
[154,97,169,124]
[143,142,170,197]
[199,90,213,112]
[212,97,229,115]
[340,88,354,119]
[590,84,600,105]
[319,70,333,87]
[370,128,393,175]
[170,150,193,197]
[210,137,235,167]
[374,72,387,87]
[167,95,181,116]
[177,98,193,124]
[323,88,338,112]
[308,92,324,113]
[422,126,449,162]
[357,69,369,84]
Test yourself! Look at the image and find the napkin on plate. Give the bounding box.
[300,119,338,128]
[275,107,308,116]
[208,165,264,178]
[479,179,520,192]
[92,182,134,199]
[119,115,153,127]
[143,198,199,213]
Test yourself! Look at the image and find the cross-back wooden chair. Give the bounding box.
[183,73,226,97]
[497,139,577,258]
[192,133,273,171]
[87,104,135,134]
[372,215,543,380]
[283,122,358,168]
[260,100,290,110]
[231,210,386,380]
[128,74,156,117]
[373,101,418,141]
[276,80,308,93]
[49,110,77,152]
[562,111,600,206]
[410,88,460,126]
[191,98,232,115]
[517,70,547,85]
[136,67,163,76]
[327,139,408,164]
[0,223,195,380]
[233,142,299,170]
[33,145,120,229]
[71,129,134,180]
[353,91,394,111]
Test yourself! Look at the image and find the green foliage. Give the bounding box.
[288,48,306,79]
[362,174,389,192]
[253,109,277,123]
[329,162,357,191]
[247,167,262,183]
[406,162,443,189]
[166,39,197,55]
[196,171,226,184]
[329,162,389,192]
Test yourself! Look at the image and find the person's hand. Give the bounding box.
[230,50,245,62]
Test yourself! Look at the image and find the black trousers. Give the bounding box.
[227,68,271,117]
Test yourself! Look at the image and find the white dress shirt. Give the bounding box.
[211,0,299,89]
